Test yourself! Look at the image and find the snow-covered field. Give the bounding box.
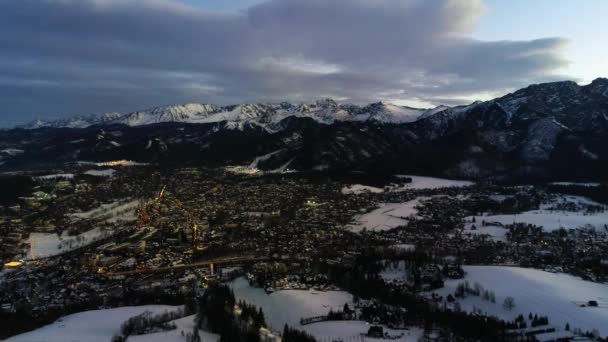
[380,260,409,282]
[83,169,116,177]
[4,305,183,342]
[129,314,219,342]
[348,197,428,232]
[301,321,423,342]
[77,160,147,167]
[391,243,416,252]
[342,175,473,194]
[395,175,474,190]
[68,199,140,223]
[468,195,608,232]
[228,278,421,340]
[550,182,601,187]
[463,223,509,241]
[341,184,385,194]
[229,277,353,331]
[249,149,285,169]
[36,173,75,180]
[0,148,24,156]
[432,266,608,336]
[28,227,111,259]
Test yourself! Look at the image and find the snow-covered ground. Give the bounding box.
[249,149,285,169]
[229,277,353,332]
[68,199,140,223]
[4,305,182,342]
[468,195,608,232]
[432,266,608,337]
[36,173,75,180]
[463,223,509,241]
[341,184,385,194]
[0,148,24,156]
[550,182,601,187]
[391,243,416,252]
[342,175,473,194]
[348,197,428,232]
[301,321,423,342]
[395,175,474,190]
[83,169,116,177]
[28,227,111,259]
[228,278,421,340]
[380,260,409,282]
[129,314,219,342]
[77,160,147,167]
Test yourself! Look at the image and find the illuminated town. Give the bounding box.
[1,163,607,341]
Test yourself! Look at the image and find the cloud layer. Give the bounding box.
[0,0,568,125]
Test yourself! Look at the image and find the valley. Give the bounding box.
[1,163,607,341]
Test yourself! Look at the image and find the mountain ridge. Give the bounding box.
[4,78,608,181]
[17,100,436,130]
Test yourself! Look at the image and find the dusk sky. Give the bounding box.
[0,0,606,126]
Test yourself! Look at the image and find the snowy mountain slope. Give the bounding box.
[406,78,608,177]
[18,112,122,129]
[18,100,435,130]
[4,78,608,181]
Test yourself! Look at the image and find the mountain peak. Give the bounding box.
[18,112,124,129]
[314,98,338,108]
[591,77,608,84]
[16,78,608,131]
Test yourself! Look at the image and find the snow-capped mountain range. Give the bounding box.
[19,77,608,134]
[18,99,440,130]
[21,112,123,129]
[4,78,608,181]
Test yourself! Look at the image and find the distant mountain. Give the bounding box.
[3,78,608,181]
[17,100,436,131]
[18,112,122,129]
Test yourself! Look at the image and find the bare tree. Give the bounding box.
[502,297,515,311]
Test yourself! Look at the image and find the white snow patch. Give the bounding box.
[36,173,74,180]
[68,199,140,223]
[249,149,285,169]
[380,260,409,282]
[0,148,24,156]
[341,184,385,194]
[129,314,219,342]
[302,321,423,342]
[392,243,416,252]
[550,182,602,187]
[5,305,181,342]
[229,277,353,332]
[432,266,608,337]
[472,195,608,232]
[27,227,112,259]
[269,157,295,173]
[76,160,148,167]
[83,169,116,177]
[348,198,427,232]
[342,176,473,194]
[395,175,474,190]
[463,222,509,241]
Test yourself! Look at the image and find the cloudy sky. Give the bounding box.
[0,0,606,126]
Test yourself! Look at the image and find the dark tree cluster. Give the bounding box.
[327,262,513,341]
[547,184,608,205]
[282,324,317,342]
[196,283,266,342]
[0,175,34,205]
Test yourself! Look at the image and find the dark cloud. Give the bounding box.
[0,0,568,126]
